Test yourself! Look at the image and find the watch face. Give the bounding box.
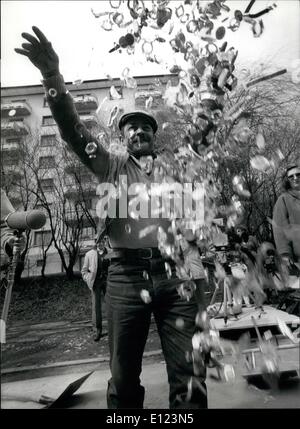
[85,143,98,159]
[85,142,97,154]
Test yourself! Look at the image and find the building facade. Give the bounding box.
[1,74,178,277]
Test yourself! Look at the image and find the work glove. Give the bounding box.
[15,26,59,78]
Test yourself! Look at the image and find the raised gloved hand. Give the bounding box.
[15,26,59,78]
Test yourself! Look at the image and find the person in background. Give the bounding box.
[1,188,18,258]
[179,230,207,314]
[255,241,289,302]
[1,189,26,295]
[272,164,300,271]
[229,225,258,261]
[82,239,108,341]
[235,225,257,251]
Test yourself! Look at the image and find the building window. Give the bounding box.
[40,178,54,191]
[35,203,52,211]
[43,97,49,107]
[84,199,93,210]
[34,230,52,247]
[39,156,55,169]
[64,174,75,186]
[8,117,24,122]
[81,226,94,239]
[137,84,157,91]
[80,174,93,183]
[42,115,56,126]
[75,93,91,98]
[6,138,21,145]
[3,138,21,151]
[11,99,26,103]
[41,135,56,147]
[36,259,44,267]
[8,172,22,183]
[4,154,20,166]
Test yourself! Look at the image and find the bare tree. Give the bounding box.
[0,136,40,281]
[213,74,300,240]
[24,133,98,279]
[2,126,99,279]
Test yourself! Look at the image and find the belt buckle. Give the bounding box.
[139,248,153,259]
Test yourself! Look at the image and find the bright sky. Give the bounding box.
[1,1,300,87]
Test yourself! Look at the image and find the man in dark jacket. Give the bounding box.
[15,27,207,409]
[272,164,300,268]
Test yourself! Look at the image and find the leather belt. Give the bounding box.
[106,248,162,260]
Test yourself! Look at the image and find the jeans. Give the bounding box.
[106,258,207,409]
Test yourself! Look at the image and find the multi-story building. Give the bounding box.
[1,74,178,277]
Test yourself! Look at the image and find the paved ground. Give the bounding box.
[1,317,300,409]
[2,357,300,409]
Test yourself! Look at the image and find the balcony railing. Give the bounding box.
[65,207,97,218]
[65,208,97,227]
[74,95,98,111]
[1,153,21,167]
[64,184,96,199]
[64,162,92,176]
[80,113,99,128]
[1,141,21,152]
[1,101,32,118]
[1,121,30,137]
[135,89,163,109]
[41,125,57,136]
[3,168,22,182]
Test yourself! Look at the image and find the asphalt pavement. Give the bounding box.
[1,313,300,410]
[1,347,300,409]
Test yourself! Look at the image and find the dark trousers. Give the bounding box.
[194,278,207,313]
[92,280,106,334]
[106,259,207,409]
